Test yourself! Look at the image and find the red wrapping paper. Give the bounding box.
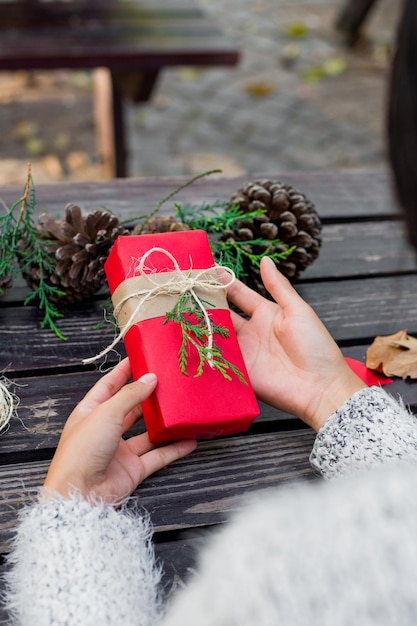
[104,231,260,443]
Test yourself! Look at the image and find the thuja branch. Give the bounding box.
[14,166,67,340]
[0,200,19,296]
[121,169,223,230]
[175,200,263,232]
[175,201,295,279]
[164,291,247,383]
[214,238,295,278]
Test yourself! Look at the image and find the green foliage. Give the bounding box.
[214,237,295,278]
[122,169,223,230]
[175,201,295,279]
[165,291,247,383]
[0,167,66,340]
[94,297,118,331]
[0,205,18,297]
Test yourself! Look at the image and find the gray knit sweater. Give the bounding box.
[4,386,417,625]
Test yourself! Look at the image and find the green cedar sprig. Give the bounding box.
[213,237,294,278]
[0,166,67,340]
[164,291,247,383]
[0,201,19,297]
[174,201,295,279]
[120,169,223,230]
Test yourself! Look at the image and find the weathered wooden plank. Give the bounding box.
[2,218,414,309]
[0,368,296,459]
[0,359,416,459]
[0,170,397,222]
[2,274,417,373]
[302,220,416,280]
[0,571,9,624]
[0,301,118,373]
[0,429,316,553]
[0,371,102,458]
[155,532,206,599]
[297,274,417,342]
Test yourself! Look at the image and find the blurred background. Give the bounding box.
[0,0,400,185]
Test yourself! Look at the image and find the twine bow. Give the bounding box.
[83,247,235,365]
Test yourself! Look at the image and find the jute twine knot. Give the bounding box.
[83,247,235,366]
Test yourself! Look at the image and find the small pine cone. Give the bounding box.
[133,215,190,235]
[227,179,322,291]
[19,204,128,304]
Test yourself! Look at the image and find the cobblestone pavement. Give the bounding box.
[0,0,401,185]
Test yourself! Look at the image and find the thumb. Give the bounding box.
[96,372,158,429]
[260,256,298,309]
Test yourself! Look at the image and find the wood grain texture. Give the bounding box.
[0,170,415,608]
[301,220,416,280]
[0,429,317,553]
[0,371,102,458]
[2,274,417,373]
[0,364,415,459]
[0,169,396,221]
[0,369,298,459]
[298,274,417,342]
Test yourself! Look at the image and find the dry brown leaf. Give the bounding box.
[243,81,276,97]
[366,329,417,379]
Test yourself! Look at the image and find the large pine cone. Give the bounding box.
[19,204,127,304]
[226,179,322,289]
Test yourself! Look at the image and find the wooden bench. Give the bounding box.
[0,1,239,177]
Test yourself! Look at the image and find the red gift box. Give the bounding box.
[104,231,260,443]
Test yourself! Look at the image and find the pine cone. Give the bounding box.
[0,272,13,296]
[226,179,322,291]
[133,215,190,234]
[19,204,128,304]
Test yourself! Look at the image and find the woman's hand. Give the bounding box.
[227,257,366,431]
[43,359,197,503]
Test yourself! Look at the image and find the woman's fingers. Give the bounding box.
[121,403,145,434]
[259,256,304,313]
[226,257,295,317]
[132,437,197,481]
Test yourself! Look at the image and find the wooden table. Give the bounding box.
[1,169,417,621]
[0,1,239,177]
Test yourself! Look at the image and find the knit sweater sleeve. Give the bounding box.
[310,385,417,478]
[3,493,163,626]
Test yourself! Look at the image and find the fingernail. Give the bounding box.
[262,256,274,267]
[138,372,157,385]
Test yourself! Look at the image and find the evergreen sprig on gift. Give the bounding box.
[165,290,247,383]
[174,201,295,279]
[0,166,66,339]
